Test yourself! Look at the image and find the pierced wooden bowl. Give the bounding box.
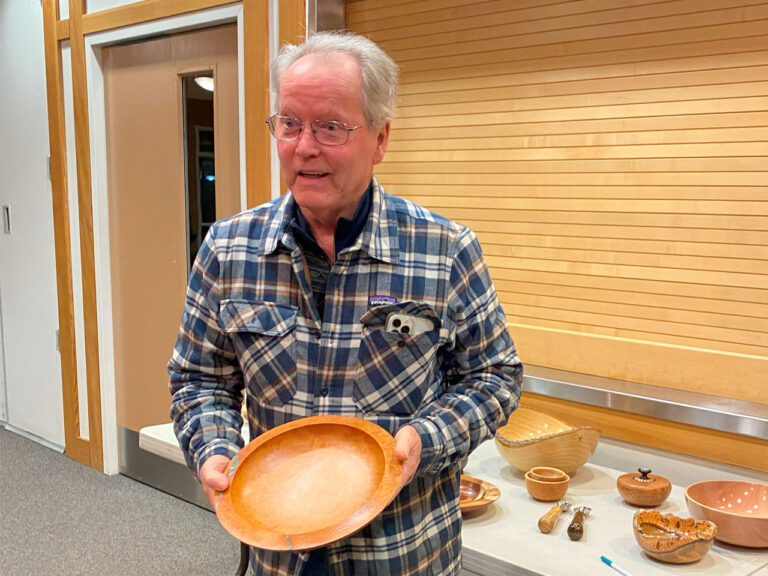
[494,408,600,473]
[216,415,402,551]
[685,480,768,548]
[633,510,717,564]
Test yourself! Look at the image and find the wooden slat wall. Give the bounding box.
[347,0,768,407]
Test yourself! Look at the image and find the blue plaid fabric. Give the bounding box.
[169,178,523,575]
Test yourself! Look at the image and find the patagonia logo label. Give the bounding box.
[369,295,397,307]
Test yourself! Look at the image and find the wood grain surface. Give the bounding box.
[216,415,403,551]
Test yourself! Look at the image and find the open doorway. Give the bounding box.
[102,24,241,487]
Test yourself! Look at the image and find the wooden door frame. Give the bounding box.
[41,0,305,472]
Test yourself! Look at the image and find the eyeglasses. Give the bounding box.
[265,114,363,146]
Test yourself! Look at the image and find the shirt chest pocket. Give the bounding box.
[219,300,298,406]
[355,302,442,416]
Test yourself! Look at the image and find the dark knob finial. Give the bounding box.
[635,467,654,482]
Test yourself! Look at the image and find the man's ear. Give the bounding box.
[373,122,390,165]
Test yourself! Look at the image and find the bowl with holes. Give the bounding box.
[685,480,768,548]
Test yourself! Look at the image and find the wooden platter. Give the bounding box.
[216,415,402,551]
[460,474,500,513]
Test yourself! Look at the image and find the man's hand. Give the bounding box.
[200,454,232,507]
[393,425,422,489]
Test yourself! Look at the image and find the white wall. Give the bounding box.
[0,0,64,446]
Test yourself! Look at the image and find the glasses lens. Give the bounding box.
[312,120,347,145]
[271,116,302,140]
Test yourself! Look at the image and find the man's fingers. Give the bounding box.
[393,426,422,489]
[393,443,409,462]
[200,455,232,505]
[206,473,230,492]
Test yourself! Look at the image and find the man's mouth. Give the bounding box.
[298,171,328,179]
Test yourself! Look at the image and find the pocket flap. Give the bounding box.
[219,300,297,336]
[360,300,441,329]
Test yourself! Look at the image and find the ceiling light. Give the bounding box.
[194,76,214,92]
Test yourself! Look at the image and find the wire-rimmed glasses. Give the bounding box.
[265,114,363,146]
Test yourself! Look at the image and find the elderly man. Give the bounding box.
[169,31,522,575]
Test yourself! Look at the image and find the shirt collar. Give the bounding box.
[358,177,399,264]
[291,181,372,257]
[264,177,399,264]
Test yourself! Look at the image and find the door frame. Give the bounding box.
[83,4,250,474]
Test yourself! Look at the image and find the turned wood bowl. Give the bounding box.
[525,468,570,502]
[633,510,717,563]
[527,466,568,482]
[685,480,768,548]
[216,415,402,551]
[460,474,501,513]
[495,407,600,473]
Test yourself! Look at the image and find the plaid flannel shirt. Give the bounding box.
[169,178,523,575]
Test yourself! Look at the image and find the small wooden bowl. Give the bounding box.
[495,407,600,473]
[525,469,570,501]
[216,415,402,551]
[633,510,717,563]
[527,466,568,482]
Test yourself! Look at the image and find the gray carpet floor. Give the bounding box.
[0,426,243,575]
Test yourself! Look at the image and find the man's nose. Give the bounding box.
[294,123,321,154]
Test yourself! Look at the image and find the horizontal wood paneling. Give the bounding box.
[389,112,768,141]
[348,0,757,34]
[386,13,768,65]
[347,0,768,465]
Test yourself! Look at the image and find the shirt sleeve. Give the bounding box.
[168,225,244,479]
[408,226,523,476]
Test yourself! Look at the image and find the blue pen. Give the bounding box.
[601,556,633,576]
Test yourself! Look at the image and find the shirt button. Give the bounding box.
[320,388,329,396]
[397,340,406,348]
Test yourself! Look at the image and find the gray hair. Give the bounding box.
[271,31,399,127]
